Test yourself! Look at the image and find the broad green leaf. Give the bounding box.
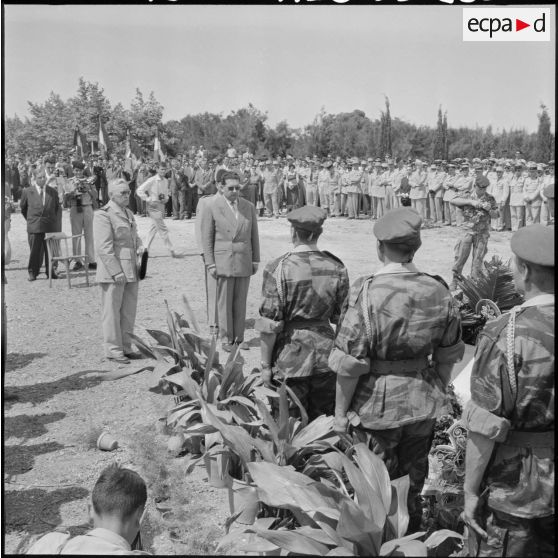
[387,475,410,539]
[380,538,427,557]
[165,300,180,350]
[129,332,158,360]
[424,529,463,549]
[321,451,345,472]
[181,423,217,435]
[218,357,245,400]
[326,548,356,556]
[292,415,334,449]
[380,531,425,555]
[146,329,173,347]
[353,443,392,515]
[336,497,381,556]
[217,530,280,553]
[255,399,281,447]
[163,371,200,401]
[204,335,218,378]
[153,360,180,380]
[296,526,339,546]
[181,293,201,333]
[220,395,259,412]
[285,383,309,427]
[256,529,330,556]
[277,382,290,440]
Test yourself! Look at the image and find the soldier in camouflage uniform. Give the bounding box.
[449,163,498,290]
[255,206,349,420]
[462,224,554,557]
[329,208,465,533]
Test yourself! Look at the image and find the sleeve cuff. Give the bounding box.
[254,316,284,334]
[433,340,466,364]
[462,400,511,442]
[328,348,370,378]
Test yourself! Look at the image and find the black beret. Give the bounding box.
[511,224,554,267]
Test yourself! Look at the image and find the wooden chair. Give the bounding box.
[44,232,90,289]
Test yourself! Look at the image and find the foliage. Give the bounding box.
[536,104,554,163]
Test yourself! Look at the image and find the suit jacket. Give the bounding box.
[201,194,260,277]
[20,185,60,233]
[93,200,143,283]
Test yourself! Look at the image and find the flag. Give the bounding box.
[124,129,143,174]
[98,115,112,155]
[153,129,166,163]
[72,125,89,159]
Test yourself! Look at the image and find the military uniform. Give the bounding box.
[450,183,497,286]
[346,160,363,219]
[509,170,526,231]
[330,208,465,532]
[94,200,143,360]
[462,225,554,557]
[523,169,543,225]
[409,163,428,218]
[490,169,510,231]
[442,166,458,225]
[256,206,349,419]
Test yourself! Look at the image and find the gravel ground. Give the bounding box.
[2,207,513,553]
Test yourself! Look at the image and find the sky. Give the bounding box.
[3,4,555,133]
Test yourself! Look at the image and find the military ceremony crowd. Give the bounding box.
[3,142,555,557]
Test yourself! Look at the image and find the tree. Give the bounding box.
[442,112,449,160]
[433,106,444,160]
[535,104,553,162]
[379,97,392,158]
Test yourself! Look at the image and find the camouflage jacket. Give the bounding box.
[329,263,465,430]
[255,246,349,379]
[463,296,554,519]
[455,190,497,235]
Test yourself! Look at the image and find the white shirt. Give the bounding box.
[35,183,45,204]
[223,197,239,220]
[136,174,169,202]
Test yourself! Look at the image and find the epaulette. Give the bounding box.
[99,204,110,212]
[349,275,374,307]
[320,250,346,268]
[422,273,450,290]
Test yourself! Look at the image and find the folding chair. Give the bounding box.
[44,232,89,289]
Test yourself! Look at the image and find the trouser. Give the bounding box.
[332,193,341,216]
[200,254,218,328]
[490,203,506,231]
[385,186,395,211]
[510,206,525,231]
[145,202,174,253]
[471,508,554,558]
[277,371,336,422]
[216,275,250,344]
[264,191,280,216]
[412,198,427,219]
[286,187,300,212]
[128,183,138,214]
[27,232,49,277]
[355,419,436,534]
[361,194,371,215]
[340,193,347,215]
[184,188,199,217]
[540,202,549,225]
[70,205,95,263]
[318,186,329,211]
[524,204,541,226]
[347,193,360,218]
[171,187,187,218]
[136,195,147,216]
[452,232,489,280]
[100,280,139,358]
[454,207,464,227]
[428,195,444,223]
[444,201,456,225]
[392,194,400,209]
[372,197,385,219]
[546,199,554,223]
[305,185,318,206]
[165,197,173,217]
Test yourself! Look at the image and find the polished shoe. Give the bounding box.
[88,262,97,270]
[124,351,144,360]
[28,272,37,281]
[107,355,130,364]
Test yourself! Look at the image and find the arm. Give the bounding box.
[250,203,260,266]
[136,176,153,202]
[450,196,477,208]
[93,211,124,279]
[20,189,28,220]
[200,202,216,270]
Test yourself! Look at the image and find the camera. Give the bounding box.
[158,193,166,201]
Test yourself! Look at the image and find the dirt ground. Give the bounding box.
[2,207,513,554]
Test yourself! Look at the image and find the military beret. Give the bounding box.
[448,164,456,169]
[474,163,484,171]
[430,164,437,170]
[351,157,360,165]
[287,205,327,233]
[543,182,554,199]
[495,166,504,172]
[374,208,422,248]
[461,163,470,169]
[72,160,85,170]
[511,224,554,267]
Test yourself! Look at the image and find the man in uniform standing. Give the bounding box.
[489,166,510,231]
[262,161,282,218]
[462,224,554,557]
[255,206,349,419]
[94,178,144,364]
[523,162,543,225]
[409,160,428,219]
[449,165,498,289]
[329,207,465,533]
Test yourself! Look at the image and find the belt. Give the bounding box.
[370,356,430,376]
[284,319,330,332]
[502,430,554,449]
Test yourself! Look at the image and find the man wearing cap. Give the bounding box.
[262,161,282,218]
[346,158,363,219]
[452,163,475,226]
[489,166,510,231]
[409,160,428,219]
[330,208,465,533]
[391,159,408,209]
[540,161,554,225]
[427,163,445,225]
[523,163,543,225]
[65,160,98,270]
[509,163,526,231]
[136,161,177,257]
[94,178,145,364]
[256,206,349,419]
[201,171,260,352]
[442,164,458,226]
[462,224,554,557]
[449,168,498,289]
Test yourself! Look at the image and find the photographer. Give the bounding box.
[65,161,98,270]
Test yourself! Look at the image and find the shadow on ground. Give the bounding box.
[3,412,66,441]
[4,352,48,372]
[4,487,90,536]
[3,441,66,476]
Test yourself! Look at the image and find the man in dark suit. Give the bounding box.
[201,170,260,351]
[20,167,61,281]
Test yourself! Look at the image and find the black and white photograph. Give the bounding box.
[2,2,555,555]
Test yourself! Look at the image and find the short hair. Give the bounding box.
[91,463,147,520]
[293,226,323,242]
[108,178,130,195]
[220,171,240,185]
[515,255,554,290]
[379,240,420,263]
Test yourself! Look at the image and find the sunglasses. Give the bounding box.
[119,191,131,196]
[227,186,241,191]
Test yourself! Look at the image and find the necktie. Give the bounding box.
[39,185,44,204]
[231,200,238,219]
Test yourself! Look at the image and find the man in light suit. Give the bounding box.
[20,167,61,281]
[94,178,144,364]
[201,171,260,352]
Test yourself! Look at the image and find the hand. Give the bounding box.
[462,492,488,540]
[333,415,349,433]
[252,262,259,274]
[261,367,273,387]
[113,272,126,285]
[208,266,218,280]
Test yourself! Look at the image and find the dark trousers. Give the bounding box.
[185,188,199,217]
[27,233,49,277]
[471,509,554,558]
[128,182,138,214]
[355,419,436,534]
[281,371,336,421]
[165,197,173,217]
[171,188,187,218]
